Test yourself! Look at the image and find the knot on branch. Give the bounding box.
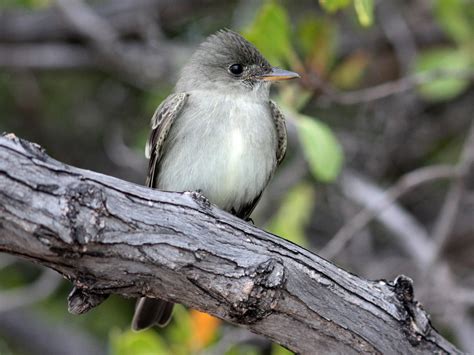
[230,258,286,324]
[392,275,431,345]
[63,182,108,245]
[185,190,212,211]
[68,286,109,315]
[33,225,62,250]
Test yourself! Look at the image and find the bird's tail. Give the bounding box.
[131,297,174,331]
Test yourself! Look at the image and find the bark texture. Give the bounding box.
[0,134,461,354]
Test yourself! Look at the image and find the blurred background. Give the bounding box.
[0,0,473,354]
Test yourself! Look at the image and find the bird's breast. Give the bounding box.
[156,92,278,212]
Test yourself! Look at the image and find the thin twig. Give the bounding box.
[0,44,99,69]
[56,0,118,45]
[0,269,61,311]
[315,69,474,105]
[321,165,457,260]
[428,121,474,264]
[54,0,171,87]
[378,1,417,74]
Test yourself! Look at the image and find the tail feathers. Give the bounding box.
[156,301,174,327]
[132,298,174,331]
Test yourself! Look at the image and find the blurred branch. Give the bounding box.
[0,269,61,311]
[55,0,119,45]
[331,171,436,268]
[331,169,474,352]
[424,263,474,352]
[0,255,16,269]
[378,1,417,74]
[54,0,178,87]
[429,122,474,264]
[314,69,474,105]
[325,141,474,352]
[0,43,183,75]
[453,287,474,306]
[0,308,105,355]
[321,165,457,260]
[0,133,460,354]
[0,43,100,69]
[0,0,226,42]
[55,0,143,85]
[0,0,197,86]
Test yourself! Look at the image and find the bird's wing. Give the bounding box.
[145,92,189,187]
[269,100,288,166]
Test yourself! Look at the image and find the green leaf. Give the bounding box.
[272,344,295,355]
[353,0,374,27]
[243,2,293,66]
[296,115,343,182]
[225,345,261,355]
[0,338,14,355]
[427,136,463,166]
[279,84,313,111]
[167,305,192,352]
[109,328,170,355]
[415,47,472,101]
[319,0,351,13]
[296,16,337,75]
[267,182,315,247]
[330,51,369,89]
[435,0,474,45]
[297,16,325,57]
[0,0,51,9]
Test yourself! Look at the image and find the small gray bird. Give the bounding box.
[132,29,299,331]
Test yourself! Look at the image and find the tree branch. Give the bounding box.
[313,69,474,105]
[321,165,457,261]
[0,0,228,42]
[0,134,460,354]
[0,268,61,311]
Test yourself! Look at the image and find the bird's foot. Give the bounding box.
[245,217,255,225]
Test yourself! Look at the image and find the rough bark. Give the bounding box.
[0,134,461,354]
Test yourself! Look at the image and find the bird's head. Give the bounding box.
[176,29,299,96]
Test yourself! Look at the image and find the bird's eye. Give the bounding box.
[228,64,244,76]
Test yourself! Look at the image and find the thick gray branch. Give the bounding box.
[0,134,460,354]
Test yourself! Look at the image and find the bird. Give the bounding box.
[132,29,299,331]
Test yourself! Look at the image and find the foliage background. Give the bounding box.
[0,0,473,354]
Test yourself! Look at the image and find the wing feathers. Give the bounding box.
[269,100,288,165]
[145,92,188,187]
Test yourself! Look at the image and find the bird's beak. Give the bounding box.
[259,67,300,81]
